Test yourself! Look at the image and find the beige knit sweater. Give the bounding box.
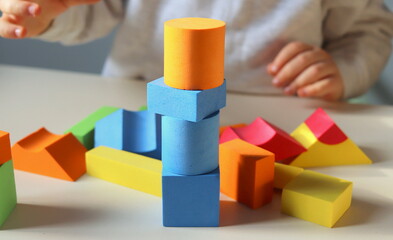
[38,0,393,98]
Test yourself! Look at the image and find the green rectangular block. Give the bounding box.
[138,105,148,111]
[0,160,17,228]
[64,106,120,150]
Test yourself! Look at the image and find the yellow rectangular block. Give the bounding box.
[281,170,352,228]
[86,146,162,197]
[274,163,304,189]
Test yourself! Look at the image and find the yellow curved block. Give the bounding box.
[282,170,352,228]
[86,146,162,197]
[164,17,225,90]
[274,163,304,189]
[290,123,372,167]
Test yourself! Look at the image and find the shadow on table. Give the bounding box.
[335,197,382,228]
[360,145,386,165]
[219,192,283,227]
[2,203,102,230]
[221,190,389,229]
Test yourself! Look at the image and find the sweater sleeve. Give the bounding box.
[321,0,393,99]
[36,0,126,45]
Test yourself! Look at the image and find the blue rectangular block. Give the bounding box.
[147,77,226,122]
[162,168,220,227]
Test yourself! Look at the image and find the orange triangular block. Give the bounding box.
[220,117,305,161]
[12,127,87,181]
[290,108,372,167]
[0,131,12,165]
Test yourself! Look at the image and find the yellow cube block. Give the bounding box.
[86,146,162,197]
[274,163,304,189]
[281,170,352,228]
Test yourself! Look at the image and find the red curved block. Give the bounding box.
[12,128,87,181]
[304,108,347,145]
[220,117,306,161]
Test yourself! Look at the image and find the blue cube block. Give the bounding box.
[162,111,219,175]
[162,168,220,227]
[147,77,226,122]
[95,109,161,159]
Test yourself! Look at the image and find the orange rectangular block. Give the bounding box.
[0,131,12,165]
[219,139,275,209]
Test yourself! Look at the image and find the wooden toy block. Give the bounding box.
[162,111,219,175]
[274,163,304,189]
[12,127,87,181]
[281,170,353,228]
[64,106,119,150]
[94,108,161,159]
[289,108,372,167]
[0,131,12,165]
[0,160,17,228]
[147,77,226,122]
[220,117,306,161]
[219,139,274,209]
[164,18,225,90]
[219,123,246,136]
[162,168,220,227]
[86,146,162,197]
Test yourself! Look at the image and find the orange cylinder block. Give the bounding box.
[164,17,226,90]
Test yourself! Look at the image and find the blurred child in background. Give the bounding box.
[1,0,392,100]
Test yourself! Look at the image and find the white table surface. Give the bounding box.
[1,64,393,239]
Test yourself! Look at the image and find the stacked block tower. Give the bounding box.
[148,17,226,227]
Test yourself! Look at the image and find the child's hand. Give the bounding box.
[0,0,100,38]
[267,42,344,101]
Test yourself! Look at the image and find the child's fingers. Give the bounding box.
[0,0,40,17]
[297,77,342,101]
[0,17,26,38]
[273,48,327,88]
[283,61,334,95]
[269,42,313,74]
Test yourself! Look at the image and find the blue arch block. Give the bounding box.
[162,168,220,227]
[162,111,219,175]
[94,109,161,159]
[147,77,226,122]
